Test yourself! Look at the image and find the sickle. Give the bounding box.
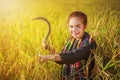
[32,17,56,54]
[32,17,51,41]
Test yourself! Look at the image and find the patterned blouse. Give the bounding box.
[56,32,97,80]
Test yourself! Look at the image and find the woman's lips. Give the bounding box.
[73,33,79,36]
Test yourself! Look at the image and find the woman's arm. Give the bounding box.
[39,54,62,62]
[39,45,90,63]
[56,40,96,64]
[39,40,96,64]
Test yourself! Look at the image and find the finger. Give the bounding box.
[40,58,43,62]
[37,54,43,62]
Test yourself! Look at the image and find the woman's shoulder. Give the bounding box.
[83,32,96,43]
[82,32,97,48]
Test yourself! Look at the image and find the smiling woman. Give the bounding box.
[0,0,119,80]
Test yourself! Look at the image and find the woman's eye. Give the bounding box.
[70,26,73,28]
[76,25,81,28]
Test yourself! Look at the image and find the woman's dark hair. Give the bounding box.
[68,11,87,25]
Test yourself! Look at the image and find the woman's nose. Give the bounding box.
[73,27,77,32]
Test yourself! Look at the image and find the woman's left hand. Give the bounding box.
[38,54,56,62]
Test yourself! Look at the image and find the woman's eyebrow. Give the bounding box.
[74,24,81,26]
[69,23,81,26]
[70,23,81,26]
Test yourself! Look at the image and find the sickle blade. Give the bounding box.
[32,17,51,41]
[32,17,55,54]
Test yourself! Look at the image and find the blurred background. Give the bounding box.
[0,0,120,80]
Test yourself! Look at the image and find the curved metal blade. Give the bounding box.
[32,17,51,41]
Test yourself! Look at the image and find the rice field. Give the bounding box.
[0,0,120,80]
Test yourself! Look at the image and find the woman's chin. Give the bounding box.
[73,35,82,39]
[73,36,79,39]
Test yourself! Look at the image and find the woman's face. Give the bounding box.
[68,17,86,39]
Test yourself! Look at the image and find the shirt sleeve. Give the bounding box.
[56,39,97,64]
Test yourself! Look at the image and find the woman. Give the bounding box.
[39,11,97,80]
